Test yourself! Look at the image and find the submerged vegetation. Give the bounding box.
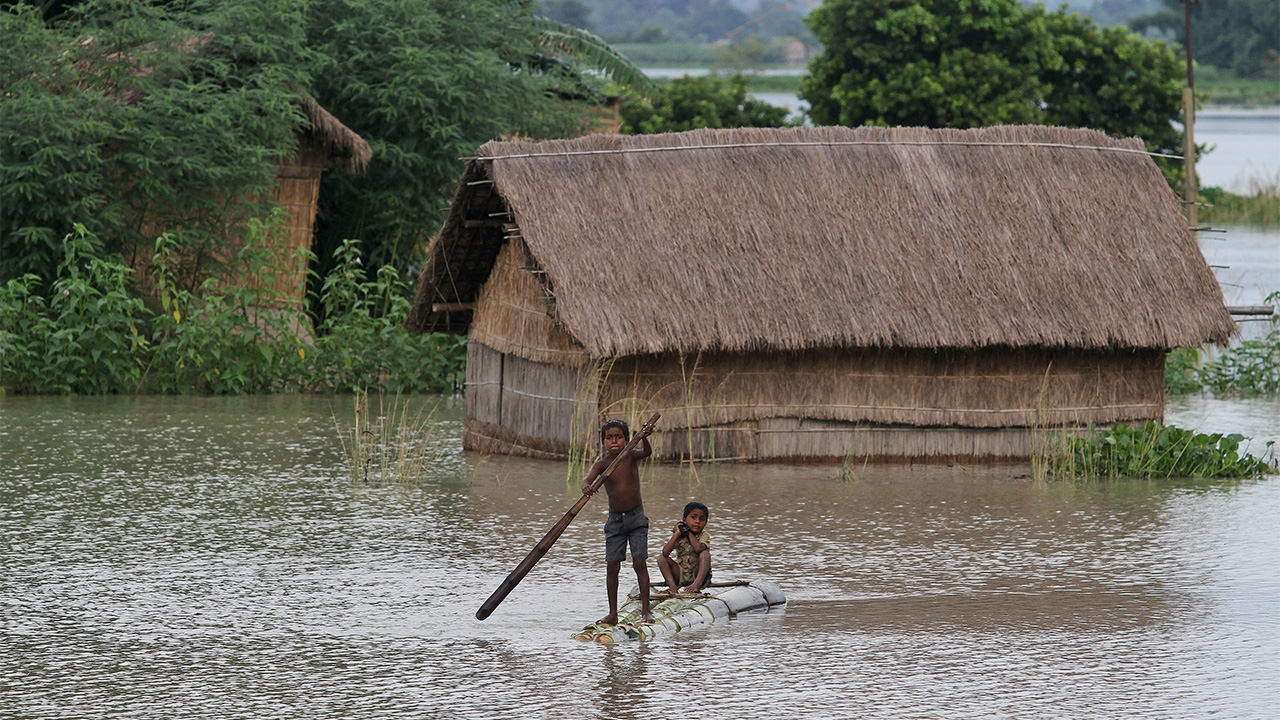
[0,225,465,395]
[334,391,443,484]
[1037,422,1276,480]
[1166,291,1280,397]
[1201,182,1280,228]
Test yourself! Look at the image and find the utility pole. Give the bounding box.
[1183,0,1198,227]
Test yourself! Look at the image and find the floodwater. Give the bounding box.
[3,395,1278,718]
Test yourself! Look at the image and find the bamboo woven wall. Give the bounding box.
[463,340,597,456]
[649,420,1064,462]
[469,240,590,367]
[599,348,1165,431]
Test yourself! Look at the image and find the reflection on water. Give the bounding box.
[2,396,1278,718]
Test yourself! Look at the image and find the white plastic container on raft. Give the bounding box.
[574,580,786,643]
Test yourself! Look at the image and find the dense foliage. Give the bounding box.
[1,0,304,283]
[799,0,1187,178]
[3,0,626,285]
[0,226,466,395]
[1047,422,1275,479]
[801,0,1047,128]
[304,0,599,278]
[1131,0,1280,79]
[619,74,793,133]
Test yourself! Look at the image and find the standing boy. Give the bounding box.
[582,418,656,625]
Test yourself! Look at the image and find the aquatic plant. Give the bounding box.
[1044,421,1275,479]
[1201,179,1280,228]
[1167,291,1279,397]
[334,391,442,484]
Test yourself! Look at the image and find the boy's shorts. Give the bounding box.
[603,505,648,562]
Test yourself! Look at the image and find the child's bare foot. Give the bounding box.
[596,614,617,626]
[641,610,654,623]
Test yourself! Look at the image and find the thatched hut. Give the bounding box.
[407,125,1236,462]
[129,94,370,323]
[251,95,370,308]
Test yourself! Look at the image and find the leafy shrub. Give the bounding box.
[1165,347,1203,395]
[1,227,464,395]
[1197,332,1280,396]
[1167,291,1280,397]
[0,225,148,394]
[1047,421,1275,479]
[308,239,465,394]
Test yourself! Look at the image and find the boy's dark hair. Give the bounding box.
[601,419,630,441]
[683,501,709,519]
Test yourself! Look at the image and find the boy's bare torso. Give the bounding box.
[592,453,643,512]
[582,421,653,511]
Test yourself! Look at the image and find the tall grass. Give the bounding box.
[334,391,442,484]
[1201,175,1280,228]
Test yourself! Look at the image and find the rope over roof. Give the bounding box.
[409,125,1235,356]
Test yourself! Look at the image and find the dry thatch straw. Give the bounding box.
[296,92,371,174]
[409,125,1235,354]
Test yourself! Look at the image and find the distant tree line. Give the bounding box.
[545,0,813,45]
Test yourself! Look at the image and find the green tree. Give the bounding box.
[619,74,793,133]
[799,0,1186,183]
[303,0,618,281]
[799,0,1049,128]
[1,0,307,283]
[1039,10,1185,176]
[1132,0,1280,79]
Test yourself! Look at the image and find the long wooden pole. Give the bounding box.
[475,412,660,620]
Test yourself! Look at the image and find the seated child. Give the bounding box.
[657,501,712,594]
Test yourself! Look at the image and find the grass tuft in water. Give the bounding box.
[334,391,440,484]
[1201,177,1280,228]
[1038,421,1275,480]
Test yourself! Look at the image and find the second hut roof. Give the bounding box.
[410,125,1235,356]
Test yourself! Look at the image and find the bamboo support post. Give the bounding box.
[1183,87,1197,228]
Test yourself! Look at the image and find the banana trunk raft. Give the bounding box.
[574,581,786,643]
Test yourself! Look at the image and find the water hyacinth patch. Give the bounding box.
[1045,421,1275,480]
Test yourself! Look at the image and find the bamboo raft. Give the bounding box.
[573,580,786,643]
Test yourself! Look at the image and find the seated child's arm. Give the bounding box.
[660,522,683,558]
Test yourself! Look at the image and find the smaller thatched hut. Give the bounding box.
[129,94,370,327]
[408,125,1235,463]
[254,95,370,307]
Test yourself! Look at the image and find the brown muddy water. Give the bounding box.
[2,395,1278,718]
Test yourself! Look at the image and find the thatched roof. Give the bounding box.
[408,125,1235,356]
[297,93,371,173]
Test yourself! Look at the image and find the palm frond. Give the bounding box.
[529,16,656,98]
